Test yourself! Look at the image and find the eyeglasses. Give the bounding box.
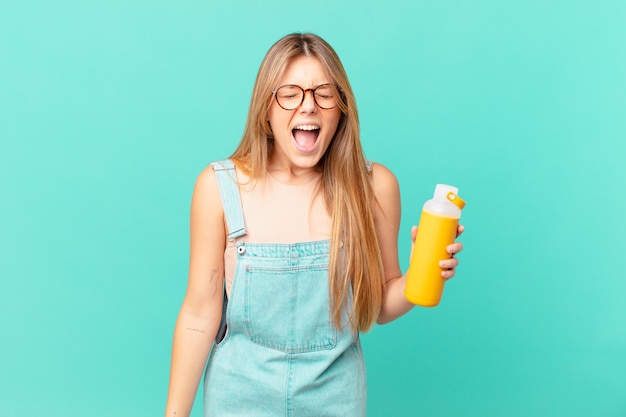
[272,84,339,110]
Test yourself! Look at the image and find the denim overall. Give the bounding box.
[204,160,366,417]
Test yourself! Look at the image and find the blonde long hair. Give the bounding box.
[231,33,384,332]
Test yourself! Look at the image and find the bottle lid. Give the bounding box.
[434,184,466,209]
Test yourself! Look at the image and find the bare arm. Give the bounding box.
[371,163,464,324]
[164,167,226,417]
[370,163,412,324]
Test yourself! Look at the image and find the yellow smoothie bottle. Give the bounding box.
[404,184,466,307]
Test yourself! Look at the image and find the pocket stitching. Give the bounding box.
[244,265,337,353]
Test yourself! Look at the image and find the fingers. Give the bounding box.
[446,241,464,256]
[439,256,459,270]
[441,268,456,280]
[439,256,459,280]
[440,241,463,280]
[456,224,465,238]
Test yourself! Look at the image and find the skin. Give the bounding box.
[164,55,464,416]
[164,165,226,417]
[266,56,342,182]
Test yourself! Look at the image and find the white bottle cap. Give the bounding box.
[433,184,459,201]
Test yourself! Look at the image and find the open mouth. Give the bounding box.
[292,125,320,153]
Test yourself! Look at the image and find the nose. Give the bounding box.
[299,89,317,112]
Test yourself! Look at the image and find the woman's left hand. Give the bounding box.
[439,224,464,280]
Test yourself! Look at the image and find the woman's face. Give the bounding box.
[267,55,341,172]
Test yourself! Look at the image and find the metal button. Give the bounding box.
[237,245,246,255]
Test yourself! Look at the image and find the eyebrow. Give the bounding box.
[275,82,332,89]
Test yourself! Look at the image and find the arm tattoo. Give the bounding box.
[209,267,219,297]
[186,327,206,334]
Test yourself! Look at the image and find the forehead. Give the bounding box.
[279,55,330,87]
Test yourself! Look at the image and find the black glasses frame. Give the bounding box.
[272,83,339,110]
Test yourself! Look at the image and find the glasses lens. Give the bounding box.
[276,85,303,110]
[314,84,337,109]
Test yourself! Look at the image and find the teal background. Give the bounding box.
[1,0,625,416]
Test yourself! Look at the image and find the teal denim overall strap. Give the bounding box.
[210,159,246,344]
[210,160,246,240]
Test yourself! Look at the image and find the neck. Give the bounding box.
[266,165,322,186]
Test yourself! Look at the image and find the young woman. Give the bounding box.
[165,33,464,417]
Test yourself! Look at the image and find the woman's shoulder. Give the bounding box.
[368,161,399,186]
[195,159,254,196]
[192,163,221,203]
[368,161,400,204]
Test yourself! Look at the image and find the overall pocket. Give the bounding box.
[244,263,337,353]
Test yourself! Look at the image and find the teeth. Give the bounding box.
[293,125,320,131]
